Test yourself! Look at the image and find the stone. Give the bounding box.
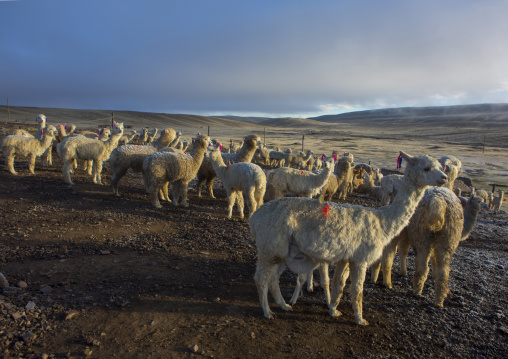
[17,281,28,289]
[0,273,9,289]
[25,301,36,311]
[22,331,35,342]
[189,344,199,353]
[40,286,52,294]
[65,309,79,320]
[11,312,22,320]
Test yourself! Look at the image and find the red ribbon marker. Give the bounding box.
[301,171,304,176]
[320,203,330,218]
[226,165,229,170]
[396,153,402,169]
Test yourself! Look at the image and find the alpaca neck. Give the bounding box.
[303,152,312,161]
[209,153,227,176]
[378,179,427,241]
[40,134,54,151]
[190,143,207,165]
[237,141,257,162]
[104,131,122,151]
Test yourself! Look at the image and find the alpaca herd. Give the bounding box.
[1,114,502,326]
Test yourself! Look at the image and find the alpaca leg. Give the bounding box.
[329,260,350,317]
[227,190,236,218]
[432,250,452,307]
[247,188,257,217]
[412,246,431,296]
[370,259,381,284]
[111,167,128,196]
[150,180,162,208]
[28,154,36,174]
[206,178,216,199]
[172,183,181,206]
[306,270,314,292]
[63,160,74,185]
[290,273,307,305]
[382,243,398,288]
[398,232,410,276]
[161,181,171,202]
[254,261,281,319]
[349,262,369,325]
[236,192,245,219]
[181,182,190,207]
[95,161,103,184]
[5,151,17,174]
[197,177,205,198]
[268,263,292,312]
[319,263,331,306]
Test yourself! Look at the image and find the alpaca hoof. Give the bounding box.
[280,303,292,312]
[356,319,369,326]
[330,309,342,317]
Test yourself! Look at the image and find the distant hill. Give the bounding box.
[309,103,508,128]
[217,115,326,128]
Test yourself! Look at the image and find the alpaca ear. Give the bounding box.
[399,151,414,163]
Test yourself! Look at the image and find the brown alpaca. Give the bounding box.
[371,189,482,307]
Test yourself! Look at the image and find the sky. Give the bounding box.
[1,0,508,118]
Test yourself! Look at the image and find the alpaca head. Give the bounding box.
[400,151,447,188]
[36,114,47,124]
[111,121,124,135]
[195,135,211,149]
[244,134,261,149]
[209,147,222,161]
[44,125,57,137]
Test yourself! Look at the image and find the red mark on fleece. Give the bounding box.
[319,203,330,218]
[301,171,304,176]
[226,165,230,170]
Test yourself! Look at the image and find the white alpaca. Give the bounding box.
[208,148,266,219]
[269,150,285,168]
[249,152,447,324]
[265,160,333,201]
[143,135,210,208]
[118,131,138,146]
[197,134,260,198]
[491,190,505,212]
[1,125,57,174]
[57,122,124,186]
[380,174,404,205]
[335,154,354,200]
[109,128,177,196]
[438,155,462,190]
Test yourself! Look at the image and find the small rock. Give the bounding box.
[83,347,93,356]
[17,281,28,289]
[40,285,52,294]
[189,344,199,353]
[65,309,79,320]
[41,354,49,359]
[0,273,9,289]
[22,331,35,342]
[251,332,256,339]
[3,286,22,296]
[11,312,22,320]
[100,250,110,255]
[25,301,36,311]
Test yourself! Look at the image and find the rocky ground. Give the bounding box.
[0,122,507,358]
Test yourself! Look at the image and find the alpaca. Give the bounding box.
[356,173,384,202]
[146,128,158,145]
[1,125,57,175]
[438,155,462,190]
[109,128,177,196]
[316,172,339,201]
[143,135,210,208]
[196,134,260,199]
[269,150,285,168]
[335,154,354,200]
[491,190,505,212]
[265,160,333,201]
[373,190,483,307]
[118,131,138,146]
[249,151,447,324]
[380,174,404,205]
[56,124,77,143]
[82,128,112,174]
[474,189,490,203]
[284,150,313,168]
[208,148,266,219]
[11,129,33,137]
[57,122,124,186]
[168,131,182,148]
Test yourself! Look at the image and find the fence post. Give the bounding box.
[208,126,210,136]
[264,127,266,145]
[492,183,496,192]
[302,135,304,153]
[111,112,114,126]
[7,98,11,122]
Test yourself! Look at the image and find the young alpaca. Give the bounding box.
[57,122,124,186]
[143,135,209,208]
[109,128,177,196]
[438,155,462,190]
[265,160,333,201]
[197,134,260,199]
[249,152,447,324]
[118,131,138,146]
[387,190,483,307]
[356,172,384,202]
[335,154,354,200]
[491,190,505,212]
[208,148,266,219]
[1,125,57,175]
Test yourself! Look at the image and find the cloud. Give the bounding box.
[1,1,508,117]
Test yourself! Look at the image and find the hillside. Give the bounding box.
[310,103,508,129]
